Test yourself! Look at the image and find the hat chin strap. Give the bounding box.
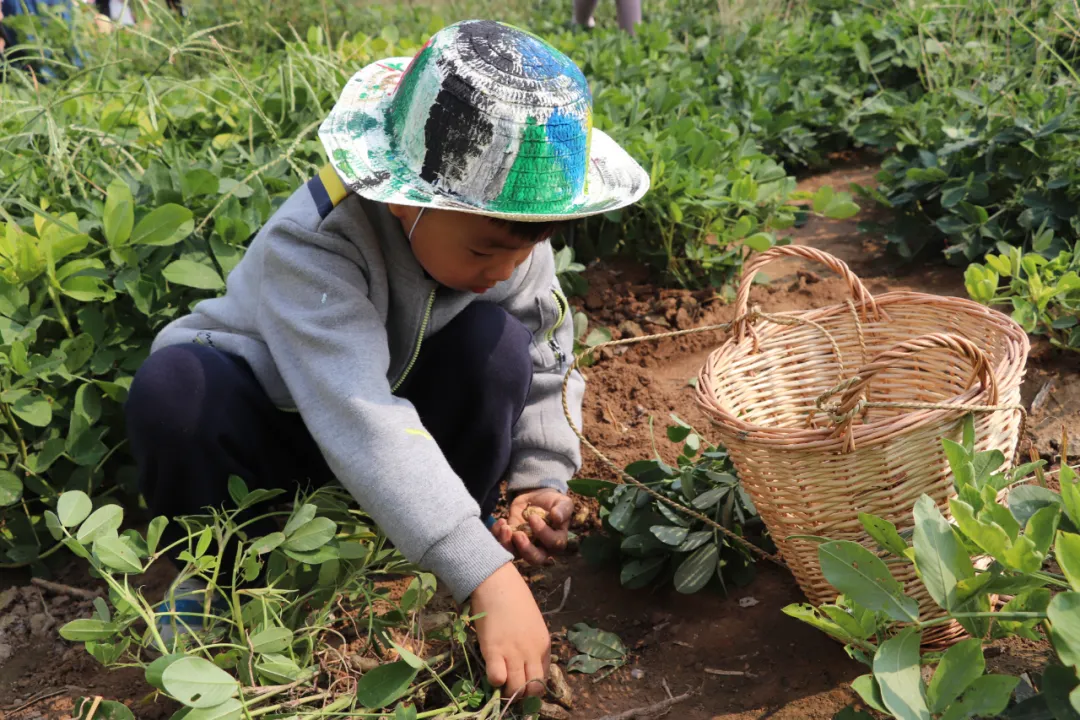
[408,207,427,241]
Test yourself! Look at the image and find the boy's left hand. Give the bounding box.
[490,488,573,566]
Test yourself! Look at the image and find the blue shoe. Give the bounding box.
[155,578,227,647]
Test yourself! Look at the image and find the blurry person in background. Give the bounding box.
[572,0,641,35]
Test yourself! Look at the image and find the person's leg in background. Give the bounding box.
[615,0,641,35]
[573,0,641,35]
[572,0,599,29]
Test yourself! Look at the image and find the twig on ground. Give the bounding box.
[589,690,695,720]
[3,686,85,713]
[704,668,757,678]
[543,578,572,616]
[661,678,674,700]
[31,577,101,601]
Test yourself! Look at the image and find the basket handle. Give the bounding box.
[733,246,879,340]
[827,332,1000,437]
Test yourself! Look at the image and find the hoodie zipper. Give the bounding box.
[392,288,437,392]
[546,288,569,366]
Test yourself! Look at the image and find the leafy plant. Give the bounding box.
[566,623,627,675]
[966,242,1080,351]
[570,416,765,594]
[554,245,588,299]
[784,415,1080,719]
[53,481,523,717]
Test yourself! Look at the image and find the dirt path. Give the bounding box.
[2,163,1077,719]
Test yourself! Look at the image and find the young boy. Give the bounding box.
[125,19,648,700]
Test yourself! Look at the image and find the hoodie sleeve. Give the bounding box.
[498,242,586,496]
[253,218,513,603]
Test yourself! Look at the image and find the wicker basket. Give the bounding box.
[694,246,1029,647]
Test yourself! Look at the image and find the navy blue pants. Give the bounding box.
[125,302,533,562]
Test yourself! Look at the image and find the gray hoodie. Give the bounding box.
[152,177,586,602]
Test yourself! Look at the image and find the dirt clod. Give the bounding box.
[539,701,571,720]
[349,655,380,674]
[547,662,573,709]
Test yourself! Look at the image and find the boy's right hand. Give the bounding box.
[470,562,550,700]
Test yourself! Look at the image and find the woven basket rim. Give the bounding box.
[695,290,1030,451]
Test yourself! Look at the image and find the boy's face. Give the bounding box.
[388,204,539,294]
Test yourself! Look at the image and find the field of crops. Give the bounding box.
[1,0,1079,718]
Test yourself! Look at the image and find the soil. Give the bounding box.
[2,159,1078,719]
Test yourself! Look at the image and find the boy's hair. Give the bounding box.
[490,217,570,243]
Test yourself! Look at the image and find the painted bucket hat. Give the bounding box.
[317,19,650,221]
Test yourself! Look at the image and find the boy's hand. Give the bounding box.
[471,562,550,700]
[490,488,573,566]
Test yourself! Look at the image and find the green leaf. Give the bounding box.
[94,533,144,573]
[585,326,612,347]
[282,517,336,552]
[994,589,1050,640]
[650,525,689,546]
[162,656,240,709]
[195,527,213,558]
[104,179,134,246]
[913,495,974,612]
[567,653,623,674]
[162,260,225,291]
[59,618,118,641]
[250,532,285,556]
[743,232,774,252]
[874,628,930,720]
[950,498,1042,573]
[1062,465,1080,528]
[146,654,186,690]
[691,486,728,510]
[608,492,637,532]
[825,199,860,220]
[256,653,307,683]
[851,674,890,715]
[1040,664,1080,720]
[938,675,1021,720]
[130,205,194,246]
[75,384,102,425]
[77,505,124,544]
[227,476,248,507]
[1009,485,1064,526]
[284,503,317,536]
[568,623,627,660]
[674,542,719,593]
[181,169,220,199]
[356,660,419,709]
[813,185,836,213]
[818,540,920,623]
[12,392,52,427]
[390,641,425,670]
[1058,531,1080,591]
[834,707,875,720]
[180,699,243,720]
[1048,592,1080,668]
[45,510,63,540]
[249,627,293,654]
[58,491,93,527]
[567,478,617,498]
[860,513,909,556]
[943,439,973,489]
[926,638,984,712]
[147,517,168,556]
[1026,504,1061,556]
[0,470,23,506]
[619,556,666,589]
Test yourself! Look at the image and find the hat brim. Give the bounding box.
[318,57,650,221]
